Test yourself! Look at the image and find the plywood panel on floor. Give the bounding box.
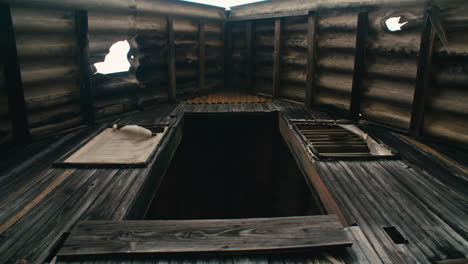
[58,215,352,256]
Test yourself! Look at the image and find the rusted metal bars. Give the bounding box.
[350,11,369,120]
[167,17,176,102]
[410,9,436,138]
[74,9,95,124]
[198,21,206,93]
[0,3,31,143]
[272,18,282,98]
[306,12,318,106]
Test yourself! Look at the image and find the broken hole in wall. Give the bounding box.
[94,40,132,74]
[383,16,409,32]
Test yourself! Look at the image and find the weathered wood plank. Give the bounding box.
[224,22,233,92]
[349,12,368,120]
[278,116,349,227]
[272,18,282,98]
[0,3,30,143]
[410,9,436,137]
[167,16,176,102]
[58,215,351,256]
[245,21,254,92]
[74,9,95,125]
[345,226,384,264]
[198,21,206,93]
[306,12,318,106]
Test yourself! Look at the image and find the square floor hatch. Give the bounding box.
[145,113,325,220]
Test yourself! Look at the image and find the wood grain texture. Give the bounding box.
[58,215,351,256]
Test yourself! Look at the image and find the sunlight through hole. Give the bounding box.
[94,40,131,74]
[385,16,408,32]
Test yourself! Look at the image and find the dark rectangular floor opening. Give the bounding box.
[145,112,325,220]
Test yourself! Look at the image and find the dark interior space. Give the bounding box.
[145,112,325,220]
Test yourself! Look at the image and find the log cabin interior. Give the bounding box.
[0,0,467,263]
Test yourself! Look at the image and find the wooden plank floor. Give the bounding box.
[278,115,468,264]
[0,100,467,264]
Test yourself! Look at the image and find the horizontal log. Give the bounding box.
[30,116,83,137]
[11,8,74,33]
[318,73,353,94]
[280,70,306,83]
[318,53,355,73]
[424,112,468,145]
[367,56,418,81]
[138,0,225,21]
[318,11,358,31]
[317,32,356,51]
[315,91,350,111]
[279,85,306,102]
[363,79,415,105]
[20,65,78,87]
[25,83,79,111]
[230,0,425,21]
[361,101,411,130]
[7,0,225,20]
[16,42,77,60]
[88,12,136,35]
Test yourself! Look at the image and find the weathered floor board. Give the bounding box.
[58,215,351,256]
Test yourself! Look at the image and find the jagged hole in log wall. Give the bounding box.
[146,113,325,220]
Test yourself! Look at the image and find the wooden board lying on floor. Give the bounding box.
[58,127,168,167]
[58,215,352,256]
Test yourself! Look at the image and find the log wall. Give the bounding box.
[230,0,468,147]
[0,0,224,143]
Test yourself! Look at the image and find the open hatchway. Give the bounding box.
[145,112,326,220]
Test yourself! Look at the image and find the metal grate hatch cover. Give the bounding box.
[292,120,373,159]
